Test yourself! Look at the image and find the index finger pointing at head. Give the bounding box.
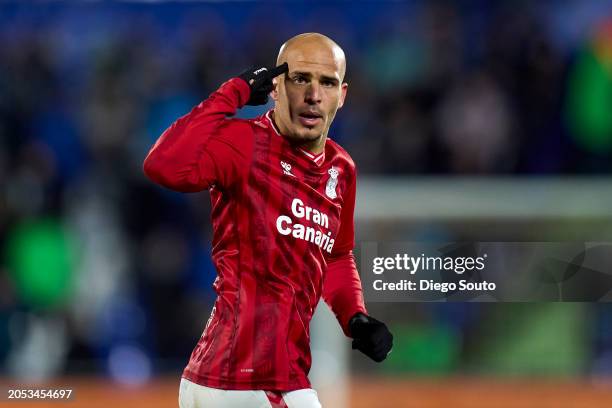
[267,62,288,78]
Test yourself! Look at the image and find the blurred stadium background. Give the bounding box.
[2,1,612,406]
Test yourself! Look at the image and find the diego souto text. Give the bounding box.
[373,279,497,292]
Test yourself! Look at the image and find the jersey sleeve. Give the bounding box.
[323,169,367,337]
[330,171,356,256]
[143,78,254,192]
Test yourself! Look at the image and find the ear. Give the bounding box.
[271,77,280,101]
[338,82,348,109]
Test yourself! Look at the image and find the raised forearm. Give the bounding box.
[143,78,250,192]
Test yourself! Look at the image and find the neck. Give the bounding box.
[270,110,326,154]
[299,135,326,155]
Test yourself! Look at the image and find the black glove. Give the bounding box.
[238,63,288,106]
[349,312,393,362]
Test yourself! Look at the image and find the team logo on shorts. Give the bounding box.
[326,167,339,199]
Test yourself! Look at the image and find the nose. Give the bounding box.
[304,82,321,105]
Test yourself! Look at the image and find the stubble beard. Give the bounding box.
[285,125,326,149]
[273,108,327,149]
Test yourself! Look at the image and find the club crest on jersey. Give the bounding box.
[281,161,295,177]
[326,167,339,199]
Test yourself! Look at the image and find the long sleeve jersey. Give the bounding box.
[143,77,366,391]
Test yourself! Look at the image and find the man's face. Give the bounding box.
[272,43,348,145]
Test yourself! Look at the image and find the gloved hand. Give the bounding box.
[349,312,393,362]
[238,63,288,106]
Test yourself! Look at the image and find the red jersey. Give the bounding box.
[143,78,366,391]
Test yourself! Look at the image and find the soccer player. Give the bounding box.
[144,33,393,408]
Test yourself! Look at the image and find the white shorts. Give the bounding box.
[178,378,322,408]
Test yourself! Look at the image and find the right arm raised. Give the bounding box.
[143,78,252,192]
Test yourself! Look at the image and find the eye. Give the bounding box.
[293,75,307,84]
[321,80,336,87]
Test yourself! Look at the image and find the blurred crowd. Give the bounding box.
[2,1,612,383]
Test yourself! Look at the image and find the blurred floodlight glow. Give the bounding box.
[107,345,152,387]
[101,296,147,340]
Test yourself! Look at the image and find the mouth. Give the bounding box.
[298,111,323,127]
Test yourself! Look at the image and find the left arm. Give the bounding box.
[322,175,366,336]
[322,169,393,362]
[324,251,367,336]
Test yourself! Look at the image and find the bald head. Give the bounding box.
[271,32,349,152]
[277,33,346,81]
